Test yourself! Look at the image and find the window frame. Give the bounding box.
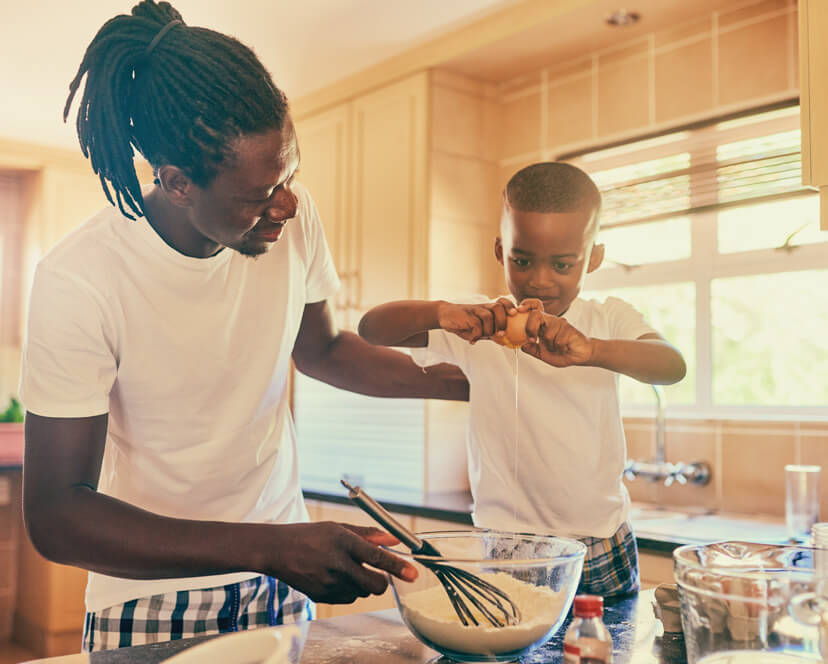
[565,105,828,421]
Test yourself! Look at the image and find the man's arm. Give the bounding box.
[294,300,469,400]
[23,412,415,603]
[357,300,441,347]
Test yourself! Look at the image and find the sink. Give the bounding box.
[629,507,791,545]
[629,507,690,521]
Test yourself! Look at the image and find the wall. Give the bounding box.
[0,139,153,405]
[624,418,828,518]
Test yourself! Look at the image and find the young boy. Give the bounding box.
[358,162,686,596]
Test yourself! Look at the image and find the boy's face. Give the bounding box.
[495,201,604,315]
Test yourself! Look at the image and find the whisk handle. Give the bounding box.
[340,479,426,553]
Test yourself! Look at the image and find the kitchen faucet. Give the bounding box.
[623,385,711,486]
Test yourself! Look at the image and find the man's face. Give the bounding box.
[187,118,300,257]
[495,201,603,315]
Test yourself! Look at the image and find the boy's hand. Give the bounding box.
[521,314,595,367]
[437,299,513,344]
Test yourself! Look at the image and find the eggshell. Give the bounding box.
[493,312,530,349]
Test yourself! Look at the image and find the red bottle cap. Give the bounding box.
[573,594,604,618]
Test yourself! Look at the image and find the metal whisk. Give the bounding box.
[340,479,522,628]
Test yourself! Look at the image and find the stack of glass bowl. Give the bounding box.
[674,540,826,663]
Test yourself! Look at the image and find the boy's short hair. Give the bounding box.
[505,162,602,234]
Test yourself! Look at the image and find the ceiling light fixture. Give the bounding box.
[606,9,641,27]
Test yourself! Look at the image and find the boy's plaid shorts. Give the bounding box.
[577,520,640,597]
[82,575,312,652]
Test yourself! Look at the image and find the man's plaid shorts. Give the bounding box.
[82,575,312,652]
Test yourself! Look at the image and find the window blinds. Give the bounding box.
[570,104,806,228]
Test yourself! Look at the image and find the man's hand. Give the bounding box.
[521,314,596,367]
[265,522,417,604]
[437,298,514,344]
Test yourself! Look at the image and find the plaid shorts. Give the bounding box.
[82,576,312,652]
[576,520,640,597]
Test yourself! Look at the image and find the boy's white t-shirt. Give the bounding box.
[19,182,340,612]
[412,295,656,539]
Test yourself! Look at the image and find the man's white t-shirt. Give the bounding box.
[412,296,656,540]
[19,182,339,612]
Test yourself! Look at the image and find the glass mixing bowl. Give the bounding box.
[385,530,586,663]
[674,541,826,663]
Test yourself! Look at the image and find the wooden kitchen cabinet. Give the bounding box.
[293,104,352,326]
[292,71,476,500]
[295,72,428,328]
[638,550,675,590]
[348,74,429,313]
[799,0,828,230]
[14,531,87,658]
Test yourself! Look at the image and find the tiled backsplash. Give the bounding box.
[623,417,828,519]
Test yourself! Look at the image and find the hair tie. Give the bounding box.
[145,19,183,57]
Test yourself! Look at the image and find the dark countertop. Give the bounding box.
[303,485,476,525]
[302,485,683,554]
[84,590,685,664]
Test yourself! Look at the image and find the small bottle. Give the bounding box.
[563,594,613,664]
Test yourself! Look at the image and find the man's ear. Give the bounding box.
[587,243,605,273]
[157,165,195,208]
[494,237,504,265]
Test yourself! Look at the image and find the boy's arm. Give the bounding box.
[358,298,516,347]
[587,333,686,385]
[523,312,686,385]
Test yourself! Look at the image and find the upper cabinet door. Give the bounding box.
[294,103,352,314]
[800,0,828,230]
[350,72,429,312]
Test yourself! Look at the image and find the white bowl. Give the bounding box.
[162,624,303,664]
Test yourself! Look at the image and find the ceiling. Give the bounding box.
[0,0,517,150]
[441,0,743,83]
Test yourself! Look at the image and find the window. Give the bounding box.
[571,105,828,418]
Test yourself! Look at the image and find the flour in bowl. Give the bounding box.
[400,572,567,656]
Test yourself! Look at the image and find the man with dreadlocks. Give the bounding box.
[18,0,468,652]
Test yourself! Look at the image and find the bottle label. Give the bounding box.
[563,638,611,663]
[563,642,580,663]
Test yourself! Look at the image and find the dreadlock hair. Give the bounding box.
[64,0,289,219]
[504,162,602,236]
